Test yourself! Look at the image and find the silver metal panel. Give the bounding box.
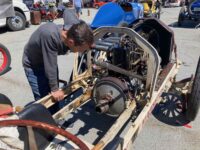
[93,26,161,97]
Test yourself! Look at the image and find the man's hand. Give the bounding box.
[51,90,65,101]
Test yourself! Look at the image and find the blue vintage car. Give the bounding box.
[190,0,200,13]
[90,2,144,29]
[178,0,200,27]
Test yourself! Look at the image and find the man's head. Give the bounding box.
[63,21,94,53]
[62,8,93,53]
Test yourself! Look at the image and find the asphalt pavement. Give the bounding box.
[0,7,199,150]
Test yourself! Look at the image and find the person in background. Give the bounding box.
[73,0,84,18]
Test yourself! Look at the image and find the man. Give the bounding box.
[73,0,84,18]
[22,8,93,102]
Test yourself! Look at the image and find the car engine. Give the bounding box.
[77,19,174,117]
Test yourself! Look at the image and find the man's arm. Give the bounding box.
[41,31,58,91]
[40,31,64,101]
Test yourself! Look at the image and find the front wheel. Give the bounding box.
[0,43,11,76]
[7,11,26,31]
[186,57,200,121]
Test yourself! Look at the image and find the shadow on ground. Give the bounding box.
[62,100,117,144]
[0,26,9,34]
[152,92,190,126]
[169,21,200,29]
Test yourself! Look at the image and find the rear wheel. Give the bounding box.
[0,43,11,76]
[7,11,26,31]
[186,57,200,121]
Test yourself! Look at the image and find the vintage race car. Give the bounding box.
[1,17,200,149]
[90,2,144,29]
[90,0,162,30]
[178,0,200,27]
[0,3,200,149]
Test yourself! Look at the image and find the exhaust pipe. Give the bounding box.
[95,99,110,114]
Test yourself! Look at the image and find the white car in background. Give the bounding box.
[0,0,30,31]
[163,0,185,7]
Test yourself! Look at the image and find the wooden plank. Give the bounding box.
[122,61,180,149]
[155,62,174,91]
[53,90,92,120]
[92,101,136,150]
[35,87,78,108]
[35,78,90,108]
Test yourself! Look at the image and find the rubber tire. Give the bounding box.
[7,11,26,31]
[186,57,200,121]
[0,43,11,76]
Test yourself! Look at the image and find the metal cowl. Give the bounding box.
[92,77,128,117]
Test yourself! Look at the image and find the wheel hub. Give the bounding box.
[11,16,23,28]
[92,77,128,117]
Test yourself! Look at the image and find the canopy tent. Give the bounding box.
[0,0,15,19]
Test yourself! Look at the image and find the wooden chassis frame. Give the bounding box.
[36,27,182,150]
